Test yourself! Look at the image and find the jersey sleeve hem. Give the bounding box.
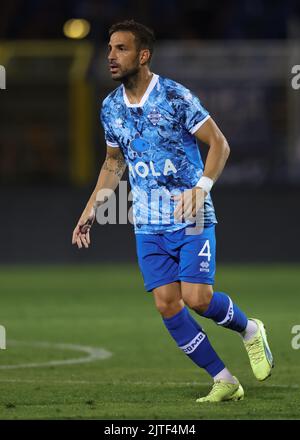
[106,141,119,148]
[189,114,210,135]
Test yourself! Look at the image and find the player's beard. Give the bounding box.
[111,63,140,87]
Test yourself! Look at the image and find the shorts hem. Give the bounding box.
[179,276,215,285]
[145,277,180,292]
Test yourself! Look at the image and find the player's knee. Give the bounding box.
[153,283,183,318]
[154,298,184,318]
[183,285,213,314]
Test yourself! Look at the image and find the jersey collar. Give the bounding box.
[122,73,159,108]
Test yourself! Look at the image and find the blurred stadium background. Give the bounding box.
[0,0,300,264]
[0,0,299,420]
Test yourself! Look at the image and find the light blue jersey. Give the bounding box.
[100,74,217,234]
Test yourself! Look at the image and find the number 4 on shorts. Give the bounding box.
[198,240,211,262]
[0,325,6,349]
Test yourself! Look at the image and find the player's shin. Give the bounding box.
[201,291,249,333]
[162,306,225,377]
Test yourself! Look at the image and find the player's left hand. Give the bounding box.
[72,207,96,249]
[173,187,206,221]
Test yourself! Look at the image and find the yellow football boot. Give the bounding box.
[243,318,274,381]
[196,377,244,403]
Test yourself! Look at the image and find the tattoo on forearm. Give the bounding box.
[103,152,126,178]
[116,153,126,177]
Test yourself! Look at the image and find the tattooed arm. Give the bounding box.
[72,146,126,249]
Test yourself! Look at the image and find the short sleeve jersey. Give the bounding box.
[100,74,217,234]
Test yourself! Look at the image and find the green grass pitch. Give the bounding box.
[0,264,299,420]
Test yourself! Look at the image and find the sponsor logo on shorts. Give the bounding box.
[200,261,210,272]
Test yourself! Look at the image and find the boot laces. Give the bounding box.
[247,337,265,364]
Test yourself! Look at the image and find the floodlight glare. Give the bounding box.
[63,19,91,39]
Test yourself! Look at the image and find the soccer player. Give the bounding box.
[72,20,274,403]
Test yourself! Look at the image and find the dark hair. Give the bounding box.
[109,19,155,62]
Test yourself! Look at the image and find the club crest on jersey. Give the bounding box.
[147,108,162,125]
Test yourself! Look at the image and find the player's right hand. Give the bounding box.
[72,207,96,249]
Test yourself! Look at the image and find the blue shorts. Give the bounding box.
[135,224,216,291]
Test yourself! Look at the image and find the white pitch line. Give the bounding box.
[0,378,297,389]
[0,340,112,369]
[0,340,298,390]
